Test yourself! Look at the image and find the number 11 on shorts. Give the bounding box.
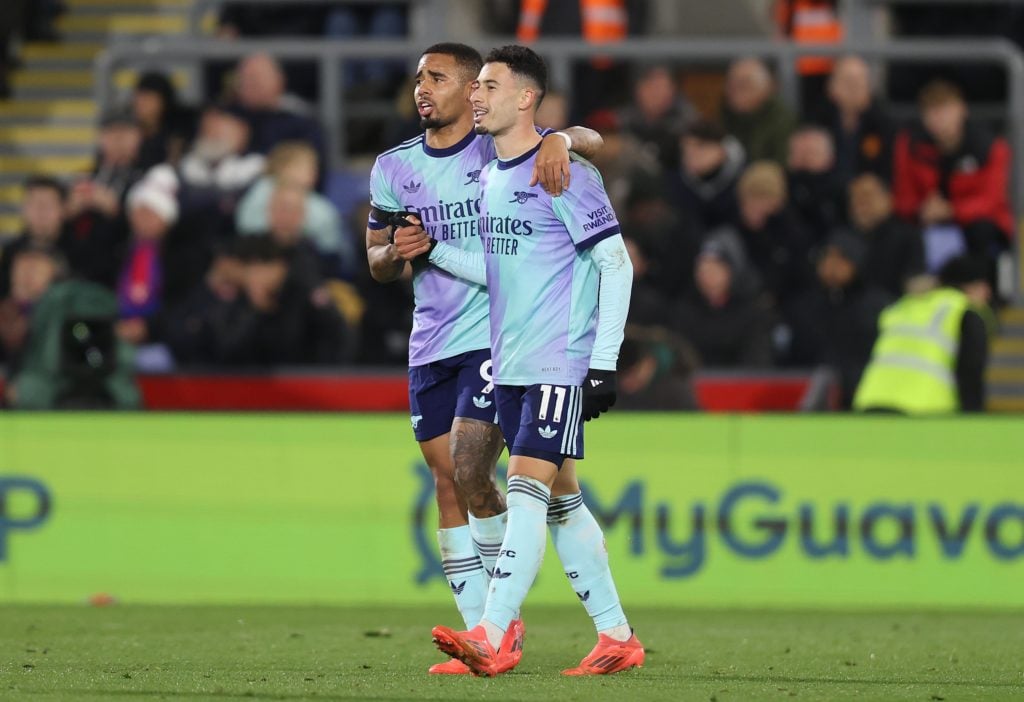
[538,384,566,422]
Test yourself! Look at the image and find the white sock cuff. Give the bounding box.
[469,512,508,543]
[437,524,474,552]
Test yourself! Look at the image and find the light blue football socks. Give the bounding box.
[437,525,487,628]
[480,475,551,642]
[548,492,630,635]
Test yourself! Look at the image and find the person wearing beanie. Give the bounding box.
[853,254,991,413]
[783,229,893,407]
[669,231,776,368]
[114,178,181,345]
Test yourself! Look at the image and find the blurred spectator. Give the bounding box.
[617,325,698,410]
[586,111,665,223]
[163,244,245,366]
[617,64,697,170]
[667,120,744,234]
[721,57,797,165]
[786,125,845,241]
[143,104,265,270]
[0,177,67,298]
[236,142,353,277]
[63,109,146,289]
[670,234,775,368]
[892,80,1012,260]
[2,248,139,410]
[23,0,62,41]
[733,161,813,305]
[812,55,895,184]
[854,256,991,414]
[231,53,328,189]
[132,72,197,170]
[114,177,180,346]
[262,181,327,287]
[211,237,350,366]
[784,231,892,407]
[0,246,63,366]
[623,237,670,326]
[848,173,925,298]
[773,0,843,106]
[535,91,569,130]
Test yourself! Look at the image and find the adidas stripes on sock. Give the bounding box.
[469,512,507,581]
[437,525,487,629]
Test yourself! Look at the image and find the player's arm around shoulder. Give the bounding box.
[531,126,604,197]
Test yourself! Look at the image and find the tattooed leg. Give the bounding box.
[451,417,506,518]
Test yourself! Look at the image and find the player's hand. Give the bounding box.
[582,369,617,421]
[531,134,572,196]
[392,216,433,261]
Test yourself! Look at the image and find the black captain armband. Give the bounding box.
[370,206,421,244]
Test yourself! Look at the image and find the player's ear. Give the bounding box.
[519,87,536,112]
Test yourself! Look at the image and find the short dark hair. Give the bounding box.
[24,175,67,202]
[919,79,964,109]
[484,44,547,106]
[685,120,727,143]
[421,42,483,83]
[236,235,287,263]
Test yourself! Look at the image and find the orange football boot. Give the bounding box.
[562,631,645,675]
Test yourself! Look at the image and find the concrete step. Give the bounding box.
[57,13,187,35]
[0,184,22,205]
[12,69,94,91]
[0,100,97,120]
[0,126,97,144]
[21,43,104,63]
[0,155,93,177]
[0,214,21,236]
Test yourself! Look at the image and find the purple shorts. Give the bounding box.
[495,383,584,466]
[408,349,497,442]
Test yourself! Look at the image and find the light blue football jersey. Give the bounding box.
[369,129,494,367]
[478,142,622,386]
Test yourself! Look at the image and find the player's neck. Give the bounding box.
[424,114,476,150]
[493,121,542,161]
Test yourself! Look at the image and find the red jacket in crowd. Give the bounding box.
[892,123,1013,239]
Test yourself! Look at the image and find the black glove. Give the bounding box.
[386,210,421,244]
[582,369,617,421]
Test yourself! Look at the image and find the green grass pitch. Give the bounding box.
[2,605,1023,701]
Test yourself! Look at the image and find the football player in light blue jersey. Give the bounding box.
[398,45,643,677]
[365,42,604,675]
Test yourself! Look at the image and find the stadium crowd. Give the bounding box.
[0,1,1012,409]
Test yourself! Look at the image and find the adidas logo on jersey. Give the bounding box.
[492,567,512,579]
[590,379,603,387]
[473,395,492,409]
[538,425,558,439]
[576,590,590,602]
[403,179,421,193]
[449,580,466,595]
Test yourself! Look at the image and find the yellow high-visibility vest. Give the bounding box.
[853,288,969,414]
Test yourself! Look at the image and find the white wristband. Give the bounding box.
[554,131,572,151]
